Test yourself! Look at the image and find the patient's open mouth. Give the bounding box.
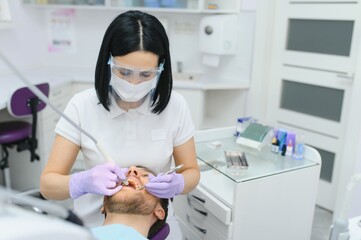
[122,179,143,190]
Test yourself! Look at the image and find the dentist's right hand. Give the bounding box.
[69,162,128,199]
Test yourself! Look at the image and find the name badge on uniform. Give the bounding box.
[151,128,166,141]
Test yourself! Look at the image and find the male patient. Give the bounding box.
[91,166,169,240]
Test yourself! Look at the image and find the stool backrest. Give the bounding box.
[150,223,170,240]
[7,83,49,118]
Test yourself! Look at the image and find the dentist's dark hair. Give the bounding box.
[95,10,172,114]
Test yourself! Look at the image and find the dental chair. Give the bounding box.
[0,82,49,189]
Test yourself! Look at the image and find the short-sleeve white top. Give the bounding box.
[55,89,195,226]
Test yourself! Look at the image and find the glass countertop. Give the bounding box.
[196,137,318,183]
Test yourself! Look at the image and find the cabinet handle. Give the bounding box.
[186,214,207,234]
[193,207,208,217]
[191,194,205,203]
[187,196,208,217]
[336,73,354,81]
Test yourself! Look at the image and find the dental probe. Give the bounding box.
[0,52,128,185]
[160,164,184,176]
[137,164,184,190]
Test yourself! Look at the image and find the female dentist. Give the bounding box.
[40,10,200,238]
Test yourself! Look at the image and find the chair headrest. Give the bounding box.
[7,83,50,118]
[150,223,170,240]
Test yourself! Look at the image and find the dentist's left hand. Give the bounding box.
[69,162,128,199]
[145,172,184,199]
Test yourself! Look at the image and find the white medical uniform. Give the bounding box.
[55,88,194,239]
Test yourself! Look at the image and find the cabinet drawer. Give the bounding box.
[178,217,201,240]
[174,196,232,238]
[175,200,230,239]
[189,186,232,225]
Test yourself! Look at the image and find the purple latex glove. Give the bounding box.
[69,162,128,199]
[145,172,185,199]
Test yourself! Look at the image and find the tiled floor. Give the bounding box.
[311,206,333,240]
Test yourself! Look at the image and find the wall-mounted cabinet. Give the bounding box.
[22,0,242,13]
[282,3,361,75]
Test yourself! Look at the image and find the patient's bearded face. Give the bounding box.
[104,166,158,215]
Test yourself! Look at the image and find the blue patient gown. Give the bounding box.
[91,224,147,240]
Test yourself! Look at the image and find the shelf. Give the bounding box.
[22,3,106,10]
[174,80,249,90]
[107,6,201,13]
[21,0,241,13]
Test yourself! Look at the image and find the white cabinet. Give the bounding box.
[281,3,361,74]
[266,0,361,211]
[174,127,321,240]
[174,186,233,239]
[174,80,249,130]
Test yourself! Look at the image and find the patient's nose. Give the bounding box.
[127,167,139,177]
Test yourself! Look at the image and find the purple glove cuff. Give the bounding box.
[145,172,185,198]
[175,173,185,195]
[69,172,85,199]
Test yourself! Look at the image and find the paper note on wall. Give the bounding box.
[47,9,76,53]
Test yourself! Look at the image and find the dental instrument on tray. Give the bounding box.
[0,52,128,186]
[137,164,184,190]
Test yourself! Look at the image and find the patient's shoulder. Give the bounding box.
[91,224,147,240]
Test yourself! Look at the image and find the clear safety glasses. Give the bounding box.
[108,56,164,82]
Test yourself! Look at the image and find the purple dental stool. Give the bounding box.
[0,83,49,189]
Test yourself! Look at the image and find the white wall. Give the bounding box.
[2,1,254,84]
[0,1,256,189]
[0,1,47,74]
[245,0,274,121]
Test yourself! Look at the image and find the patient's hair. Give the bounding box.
[147,198,169,239]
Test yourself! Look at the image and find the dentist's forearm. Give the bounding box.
[40,172,71,200]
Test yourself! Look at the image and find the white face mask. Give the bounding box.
[109,73,158,102]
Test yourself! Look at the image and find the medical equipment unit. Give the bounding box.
[173,126,321,240]
[199,14,238,55]
[0,187,94,240]
[0,52,128,186]
[0,186,170,240]
[0,83,49,189]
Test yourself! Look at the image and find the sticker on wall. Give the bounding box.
[47,9,76,53]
